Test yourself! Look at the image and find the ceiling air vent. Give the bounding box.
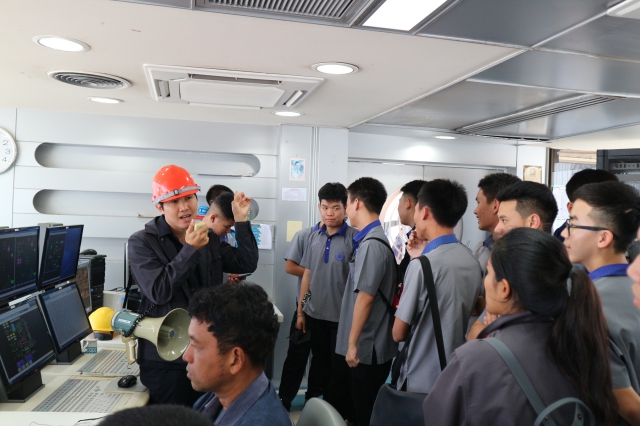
[47,71,131,89]
[144,64,323,110]
[202,0,354,18]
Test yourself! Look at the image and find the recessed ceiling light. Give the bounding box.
[312,63,359,75]
[274,111,303,117]
[363,0,448,31]
[87,97,123,104]
[435,135,456,140]
[33,36,90,52]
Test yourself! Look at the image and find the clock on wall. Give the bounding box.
[0,127,17,173]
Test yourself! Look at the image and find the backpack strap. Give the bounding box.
[367,237,398,319]
[418,255,446,371]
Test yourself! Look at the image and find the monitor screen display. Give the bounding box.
[38,283,92,355]
[0,298,55,388]
[0,227,40,304]
[40,225,84,289]
[75,260,91,314]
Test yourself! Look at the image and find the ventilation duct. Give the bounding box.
[47,71,131,89]
[144,65,323,110]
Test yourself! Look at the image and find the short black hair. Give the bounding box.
[417,179,468,228]
[347,177,387,215]
[573,181,640,253]
[188,283,279,368]
[401,180,427,202]
[496,181,558,233]
[566,169,618,202]
[211,192,234,221]
[318,182,348,206]
[478,173,521,203]
[206,184,233,206]
[99,405,211,426]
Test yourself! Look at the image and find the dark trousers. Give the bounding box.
[325,351,392,426]
[278,307,322,410]
[307,316,338,396]
[140,364,204,406]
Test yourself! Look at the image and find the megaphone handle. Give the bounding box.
[121,336,138,365]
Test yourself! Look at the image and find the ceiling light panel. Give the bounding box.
[274,111,302,117]
[363,0,448,31]
[313,63,359,75]
[33,36,90,52]
[88,97,123,104]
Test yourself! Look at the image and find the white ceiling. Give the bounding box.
[0,0,520,129]
[543,123,640,150]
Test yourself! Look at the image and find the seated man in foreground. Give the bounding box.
[185,283,293,426]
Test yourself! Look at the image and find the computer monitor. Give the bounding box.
[38,283,92,364]
[0,226,40,305]
[0,298,55,402]
[39,225,84,289]
[75,259,92,314]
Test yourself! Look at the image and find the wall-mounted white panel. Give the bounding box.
[105,260,125,290]
[17,110,278,155]
[0,108,16,227]
[247,264,274,299]
[13,189,38,214]
[81,237,128,261]
[349,132,517,168]
[516,146,548,184]
[253,155,277,179]
[16,141,39,167]
[13,214,149,239]
[250,199,276,222]
[257,249,275,265]
[35,144,261,176]
[348,162,424,195]
[319,128,349,186]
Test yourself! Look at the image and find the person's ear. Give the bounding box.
[420,205,430,221]
[209,213,218,224]
[228,347,245,376]
[497,278,513,302]
[597,230,616,250]
[529,214,542,230]
[491,199,500,215]
[155,203,164,213]
[567,201,573,213]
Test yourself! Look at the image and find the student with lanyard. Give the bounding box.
[327,177,397,426]
[128,165,258,406]
[296,183,357,401]
[393,179,482,394]
[472,173,521,275]
[396,180,427,282]
[561,181,640,425]
[277,222,323,411]
[466,181,558,340]
[423,228,618,426]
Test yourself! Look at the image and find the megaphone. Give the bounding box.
[110,309,191,365]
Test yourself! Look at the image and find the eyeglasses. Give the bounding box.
[564,219,619,240]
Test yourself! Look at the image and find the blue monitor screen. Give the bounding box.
[39,283,92,354]
[0,227,40,303]
[40,226,84,289]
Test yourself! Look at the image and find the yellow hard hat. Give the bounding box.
[89,307,116,340]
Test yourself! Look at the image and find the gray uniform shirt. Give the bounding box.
[335,225,398,365]
[284,224,318,297]
[395,241,482,393]
[472,234,493,276]
[594,274,640,391]
[300,223,357,323]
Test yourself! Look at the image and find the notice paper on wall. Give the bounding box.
[282,188,307,202]
[286,221,303,242]
[251,224,273,250]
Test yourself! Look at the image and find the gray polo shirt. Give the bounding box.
[592,268,640,391]
[300,222,357,323]
[284,224,319,297]
[395,236,482,394]
[472,234,493,276]
[335,223,398,365]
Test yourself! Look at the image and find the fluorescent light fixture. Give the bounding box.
[363,0,448,31]
[312,63,359,75]
[274,111,303,117]
[33,36,90,52]
[435,135,456,140]
[87,97,122,104]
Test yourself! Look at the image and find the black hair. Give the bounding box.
[347,177,387,215]
[417,179,467,228]
[566,169,618,203]
[573,181,640,253]
[490,228,617,425]
[477,173,521,203]
[400,180,427,202]
[212,192,234,221]
[188,283,279,368]
[496,181,558,233]
[99,405,211,426]
[318,182,348,206]
[206,184,233,206]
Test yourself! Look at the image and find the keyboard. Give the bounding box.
[79,349,140,377]
[33,378,121,412]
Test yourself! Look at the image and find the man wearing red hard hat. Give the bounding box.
[127,165,259,406]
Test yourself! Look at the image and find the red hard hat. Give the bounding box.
[152,165,200,205]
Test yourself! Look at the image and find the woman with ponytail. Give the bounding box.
[423,228,618,425]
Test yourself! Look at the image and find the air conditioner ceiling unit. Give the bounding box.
[144,65,323,110]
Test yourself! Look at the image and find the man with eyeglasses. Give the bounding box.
[562,181,640,425]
